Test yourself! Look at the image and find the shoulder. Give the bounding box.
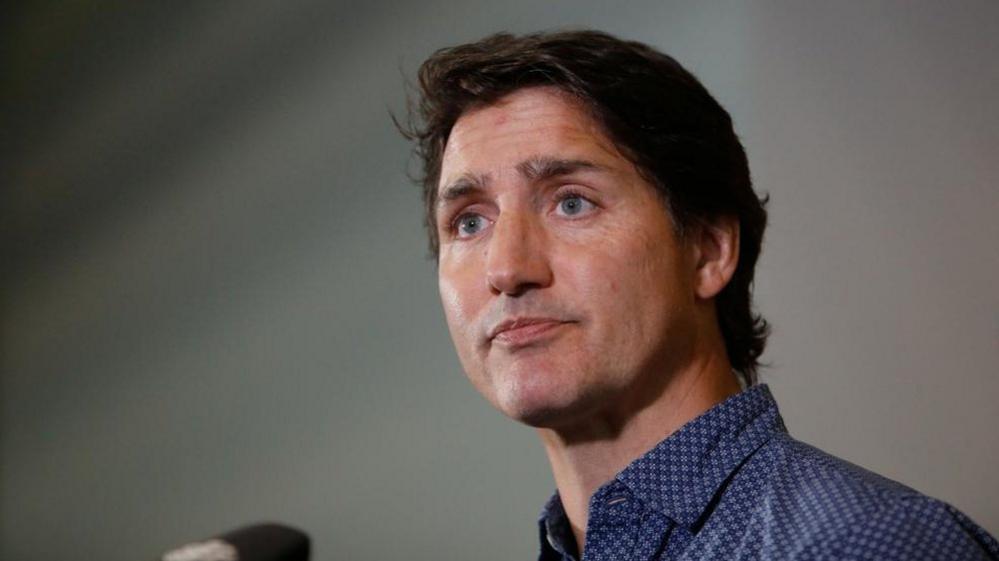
[839,493,999,560]
[720,433,999,560]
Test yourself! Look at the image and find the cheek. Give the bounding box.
[439,279,472,346]
[438,263,488,354]
[562,226,687,334]
[438,276,465,323]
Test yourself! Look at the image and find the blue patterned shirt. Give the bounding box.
[538,385,999,560]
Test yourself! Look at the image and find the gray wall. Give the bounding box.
[3,1,997,559]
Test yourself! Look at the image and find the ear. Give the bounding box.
[691,215,740,300]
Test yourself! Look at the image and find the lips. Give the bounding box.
[489,317,568,347]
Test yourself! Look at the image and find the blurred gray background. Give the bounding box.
[2,1,997,559]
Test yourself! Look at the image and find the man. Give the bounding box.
[399,30,999,560]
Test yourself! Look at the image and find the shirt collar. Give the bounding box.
[538,493,578,561]
[616,384,784,527]
[538,384,785,540]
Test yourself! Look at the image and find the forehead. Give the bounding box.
[439,87,625,188]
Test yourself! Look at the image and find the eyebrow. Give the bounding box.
[438,173,490,205]
[437,157,605,208]
[517,157,603,181]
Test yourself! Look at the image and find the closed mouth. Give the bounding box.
[489,317,569,346]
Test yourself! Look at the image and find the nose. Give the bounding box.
[486,211,553,296]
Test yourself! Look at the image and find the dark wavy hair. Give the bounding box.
[398,30,769,383]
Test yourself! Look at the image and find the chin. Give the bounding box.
[501,400,578,428]
[493,376,606,429]
[473,347,617,429]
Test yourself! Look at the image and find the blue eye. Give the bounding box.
[557,194,595,216]
[456,213,489,237]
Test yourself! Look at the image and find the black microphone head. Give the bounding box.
[162,523,310,561]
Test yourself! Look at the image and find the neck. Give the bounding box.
[536,349,742,553]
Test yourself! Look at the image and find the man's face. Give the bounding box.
[436,87,700,429]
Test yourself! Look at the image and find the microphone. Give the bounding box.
[161,523,310,561]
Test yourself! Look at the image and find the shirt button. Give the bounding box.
[606,495,630,506]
